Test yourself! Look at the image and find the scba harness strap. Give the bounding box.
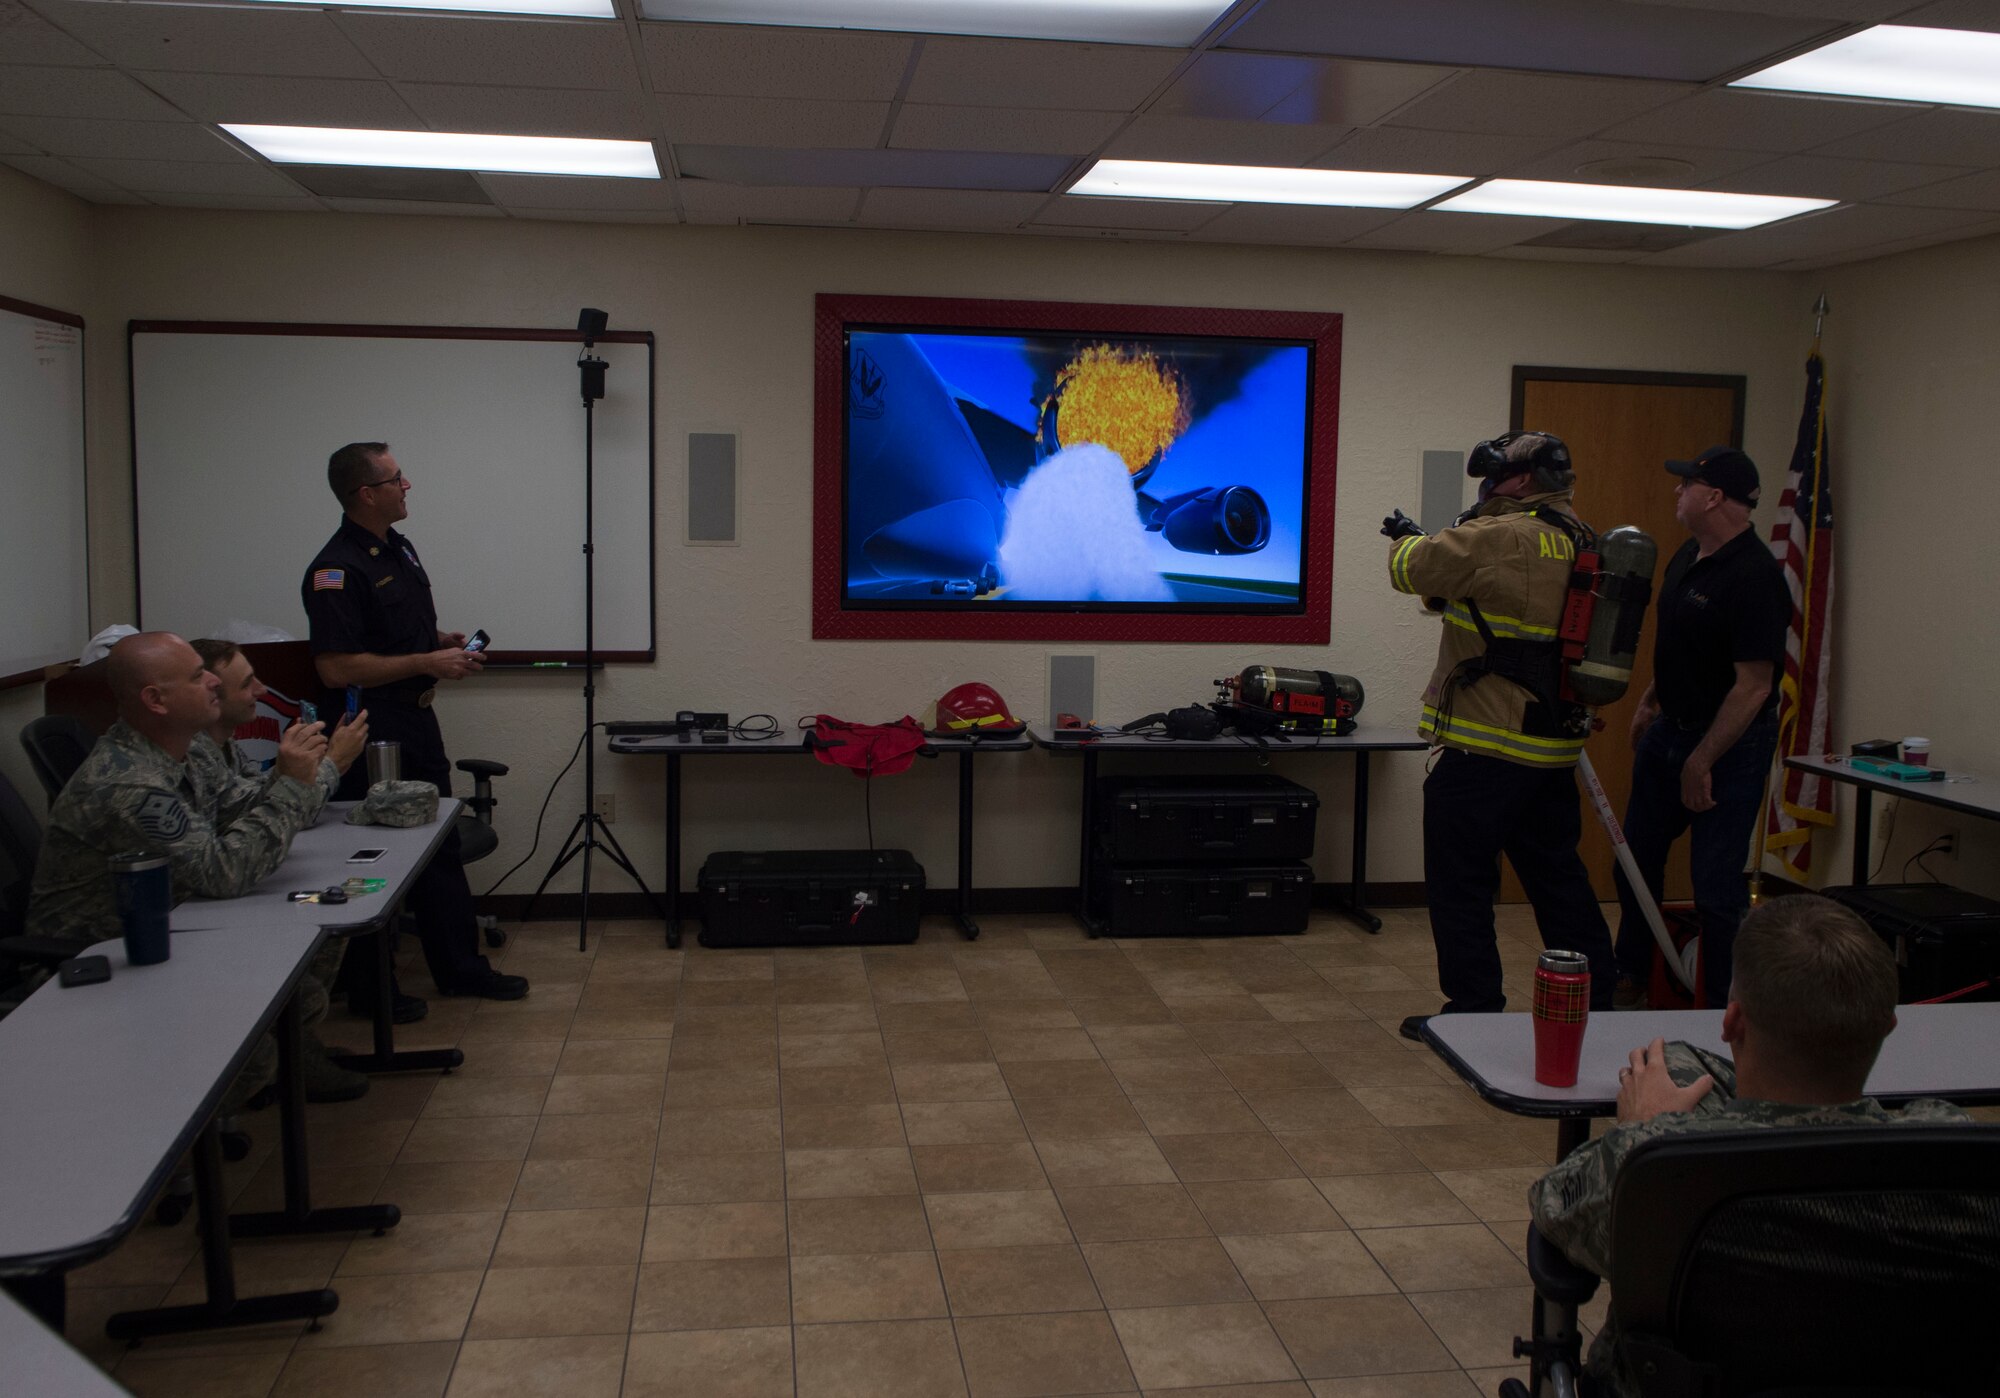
[1442,507,1597,742]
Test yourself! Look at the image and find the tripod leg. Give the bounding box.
[521,812,591,923]
[593,819,672,924]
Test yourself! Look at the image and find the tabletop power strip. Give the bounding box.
[606,714,729,742]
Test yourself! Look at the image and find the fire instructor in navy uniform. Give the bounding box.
[302,443,527,1014]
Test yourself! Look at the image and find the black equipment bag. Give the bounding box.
[698,849,924,948]
[1823,882,2000,1003]
[1093,861,1313,937]
[1092,774,1319,864]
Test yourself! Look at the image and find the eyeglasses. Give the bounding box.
[362,471,407,491]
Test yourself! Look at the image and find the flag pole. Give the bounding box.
[1752,290,1831,905]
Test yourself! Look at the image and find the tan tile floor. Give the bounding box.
[68,905,1620,1397]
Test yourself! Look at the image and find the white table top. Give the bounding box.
[1785,753,1999,820]
[609,729,1033,755]
[1028,722,1429,752]
[0,1289,128,1396]
[169,798,459,934]
[1425,1003,2000,1117]
[0,925,322,1272]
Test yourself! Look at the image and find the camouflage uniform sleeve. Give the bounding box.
[1529,1042,1740,1275]
[97,775,319,900]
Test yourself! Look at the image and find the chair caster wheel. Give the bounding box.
[220,1129,252,1163]
[155,1196,189,1227]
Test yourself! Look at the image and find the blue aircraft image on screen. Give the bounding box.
[843,328,1309,605]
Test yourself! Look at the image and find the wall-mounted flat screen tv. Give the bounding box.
[813,294,1341,644]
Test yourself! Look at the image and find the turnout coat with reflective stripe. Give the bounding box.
[1387,489,1588,768]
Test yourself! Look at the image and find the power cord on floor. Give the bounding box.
[479,722,600,897]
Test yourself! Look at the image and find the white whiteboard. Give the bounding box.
[0,296,89,682]
[131,324,654,659]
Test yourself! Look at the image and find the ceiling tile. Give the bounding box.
[677,181,859,224]
[1485,244,1648,263]
[282,164,488,202]
[146,193,324,211]
[1619,0,1910,16]
[1810,108,2000,168]
[476,172,678,209]
[35,3,377,78]
[1777,214,2000,269]
[336,14,639,90]
[1153,52,1454,125]
[1345,208,1573,254]
[1895,0,2000,31]
[1218,0,1839,82]
[1031,195,1224,231]
[905,37,1184,111]
[1500,138,1771,184]
[0,65,181,120]
[1881,169,2000,211]
[320,196,503,217]
[1313,125,1561,177]
[508,207,679,222]
[67,155,304,195]
[1602,88,1914,153]
[404,84,656,139]
[1185,202,1401,244]
[2,152,137,197]
[1103,113,1347,166]
[0,0,107,65]
[673,143,1070,191]
[1387,71,1694,140]
[0,115,243,163]
[641,22,912,102]
[855,187,1046,229]
[138,73,419,129]
[890,104,1121,156]
[658,94,889,149]
[1707,153,1978,202]
[1642,201,1999,266]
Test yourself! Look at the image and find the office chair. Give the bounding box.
[1502,1124,2000,1398]
[19,714,97,804]
[456,758,508,948]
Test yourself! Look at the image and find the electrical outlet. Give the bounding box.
[1935,827,1959,865]
[593,792,615,823]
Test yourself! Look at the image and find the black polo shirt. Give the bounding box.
[301,516,439,694]
[1651,525,1789,730]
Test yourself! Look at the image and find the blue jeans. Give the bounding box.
[1613,715,1779,1005]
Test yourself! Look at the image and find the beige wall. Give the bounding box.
[12,194,1820,894]
[1821,232,2000,899]
[0,166,96,813]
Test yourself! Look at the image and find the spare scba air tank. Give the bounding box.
[1564,526,1658,708]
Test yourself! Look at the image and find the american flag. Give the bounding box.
[1765,350,1836,876]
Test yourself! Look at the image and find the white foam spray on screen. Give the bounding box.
[998,443,1172,602]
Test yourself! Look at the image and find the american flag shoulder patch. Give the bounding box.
[312,568,345,590]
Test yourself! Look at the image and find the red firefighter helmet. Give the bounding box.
[923,682,1025,737]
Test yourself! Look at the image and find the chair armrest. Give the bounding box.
[0,936,83,967]
[1525,1224,1602,1306]
[456,759,509,779]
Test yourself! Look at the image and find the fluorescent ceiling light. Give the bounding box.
[1071,159,1470,209]
[641,0,1232,46]
[87,0,614,14]
[1733,25,2000,110]
[1433,179,1835,229]
[223,125,660,179]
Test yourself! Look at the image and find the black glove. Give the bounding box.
[1382,509,1425,541]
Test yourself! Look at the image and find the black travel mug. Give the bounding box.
[111,852,172,965]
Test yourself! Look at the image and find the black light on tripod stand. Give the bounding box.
[578,307,608,403]
[523,305,670,950]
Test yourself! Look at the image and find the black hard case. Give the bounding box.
[1093,862,1314,937]
[1824,882,2000,1003]
[698,850,925,948]
[1092,774,1319,864]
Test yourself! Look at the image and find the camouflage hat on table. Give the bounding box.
[345,780,440,827]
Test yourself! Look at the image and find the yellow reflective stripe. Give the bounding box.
[1391,536,1423,593]
[1441,603,1557,639]
[1419,707,1585,764]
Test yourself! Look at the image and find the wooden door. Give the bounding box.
[1499,370,1745,902]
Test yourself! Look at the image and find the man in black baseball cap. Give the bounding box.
[1612,445,1789,1010]
[1665,446,1762,506]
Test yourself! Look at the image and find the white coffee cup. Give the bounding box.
[1903,737,1931,767]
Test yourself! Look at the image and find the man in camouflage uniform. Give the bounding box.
[24,632,334,1110]
[191,637,372,1101]
[1530,894,1968,1394]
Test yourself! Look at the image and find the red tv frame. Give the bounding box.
[812,292,1341,643]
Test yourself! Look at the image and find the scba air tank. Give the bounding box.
[1567,526,1658,708]
[1236,667,1365,720]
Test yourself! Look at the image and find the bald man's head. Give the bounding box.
[108,632,222,734]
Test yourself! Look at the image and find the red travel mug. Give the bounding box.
[1532,949,1591,1087]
